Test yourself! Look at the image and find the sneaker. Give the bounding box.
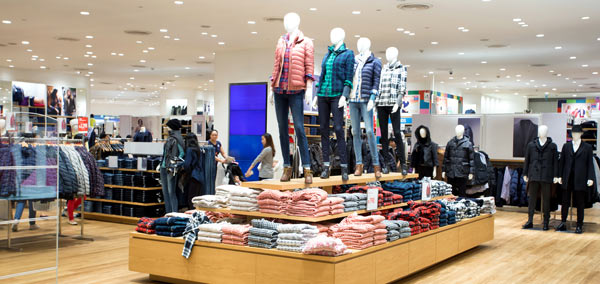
[11,224,18,232]
[68,220,78,225]
[29,224,40,230]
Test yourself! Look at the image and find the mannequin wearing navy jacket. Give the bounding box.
[556,124,595,234]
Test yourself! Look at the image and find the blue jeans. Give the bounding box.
[160,167,178,213]
[350,102,379,166]
[14,201,36,225]
[274,91,310,168]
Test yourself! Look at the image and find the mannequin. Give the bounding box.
[376,47,407,175]
[269,12,315,184]
[410,125,438,178]
[522,125,559,231]
[349,37,383,178]
[556,124,594,234]
[442,125,474,197]
[314,27,354,181]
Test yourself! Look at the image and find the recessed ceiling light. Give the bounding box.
[211,34,217,38]
[506,75,511,78]
[458,52,465,55]
[462,29,469,32]
[143,50,148,53]
[63,57,69,60]
[174,75,180,78]
[409,33,415,36]
[2,20,11,24]
[163,35,170,39]
[458,27,464,30]
[247,20,256,25]
[251,31,258,35]
[536,34,544,38]
[201,32,208,36]
[481,61,487,64]
[118,53,124,56]
[148,47,155,50]
[6,59,12,62]
[396,28,404,31]
[352,11,361,15]
[475,73,480,76]
[581,16,590,20]
[549,70,554,73]
[80,11,90,15]
[21,41,29,45]
[174,38,180,41]
[516,74,522,77]
[198,56,205,59]
[518,22,525,25]
[552,88,557,91]
[85,44,92,48]
[513,18,522,22]
[139,59,146,63]
[91,55,96,58]
[136,40,143,44]
[309,8,317,11]
[530,79,535,82]
[85,35,94,39]
[582,64,589,67]
[218,42,225,45]
[428,71,434,74]
[87,63,93,66]
[354,35,360,38]
[554,46,562,50]
[111,52,116,56]
[403,31,410,34]
[185,67,190,70]
[521,24,529,27]
[40,66,46,69]
[570,56,576,59]
[26,49,32,52]
[130,77,135,80]
[160,29,168,33]
[209,79,214,82]
[593,72,599,75]
[8,65,14,68]
[174,0,184,4]
[431,41,438,45]
[499,68,506,71]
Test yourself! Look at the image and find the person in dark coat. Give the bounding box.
[411,125,438,178]
[522,125,559,231]
[183,133,204,209]
[556,124,595,234]
[442,125,474,197]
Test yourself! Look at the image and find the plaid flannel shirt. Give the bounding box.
[318,44,354,97]
[182,211,211,259]
[376,62,407,107]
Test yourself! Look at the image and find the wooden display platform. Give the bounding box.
[103,184,162,191]
[129,214,494,284]
[242,172,418,190]
[196,195,452,223]
[86,197,164,207]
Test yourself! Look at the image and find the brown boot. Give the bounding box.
[304,168,313,184]
[280,167,292,182]
[354,164,363,176]
[374,165,382,179]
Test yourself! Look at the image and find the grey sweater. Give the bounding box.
[250,147,274,178]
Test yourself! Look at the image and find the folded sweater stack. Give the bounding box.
[302,235,350,256]
[221,224,251,246]
[192,195,229,209]
[257,189,291,214]
[409,201,442,230]
[330,213,386,249]
[248,219,280,249]
[386,209,422,236]
[229,187,261,211]
[430,179,453,197]
[347,186,403,207]
[329,193,367,211]
[276,224,319,252]
[383,181,421,202]
[136,217,156,234]
[287,188,344,217]
[435,201,449,227]
[381,220,410,241]
[154,216,189,237]
[441,200,468,222]
[196,223,227,243]
[479,196,496,214]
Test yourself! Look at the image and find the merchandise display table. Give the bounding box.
[129,214,494,284]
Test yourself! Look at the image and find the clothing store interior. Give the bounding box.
[1,1,599,283]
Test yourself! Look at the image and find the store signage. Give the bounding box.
[5,112,15,131]
[367,187,379,211]
[77,117,88,133]
[57,118,67,134]
[108,156,118,168]
[421,181,432,201]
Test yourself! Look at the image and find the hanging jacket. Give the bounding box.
[501,166,511,203]
[513,119,538,157]
[75,146,105,197]
[558,141,595,191]
[510,170,520,205]
[523,138,559,183]
[442,136,474,179]
[162,130,184,170]
[352,53,382,100]
[183,148,205,184]
[411,125,439,168]
[271,30,315,91]
[317,44,355,97]
[464,125,474,146]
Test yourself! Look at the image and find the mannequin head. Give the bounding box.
[538,125,548,139]
[140,126,146,133]
[455,125,465,138]
[330,28,345,46]
[386,47,399,64]
[572,125,583,142]
[420,128,427,139]
[572,131,582,141]
[283,12,300,33]
[357,38,371,55]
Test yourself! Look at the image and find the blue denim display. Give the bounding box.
[349,102,379,166]
[160,167,178,213]
[274,91,310,168]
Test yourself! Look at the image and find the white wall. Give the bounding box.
[89,102,161,117]
[480,94,528,114]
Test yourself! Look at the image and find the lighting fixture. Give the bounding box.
[209,79,214,82]
[91,55,96,58]
[428,71,434,74]
[251,31,258,35]
[352,11,361,15]
[573,94,577,97]
[582,64,589,67]
[174,75,180,78]
[139,59,146,63]
[174,1,184,4]
[26,49,32,52]
[458,27,464,30]
[462,29,469,32]
[80,11,90,15]
[536,34,544,38]
[554,46,562,50]
[218,42,225,45]
[481,61,487,64]
[549,70,554,73]
[87,63,93,66]
[198,56,205,59]
[85,44,92,48]
[518,22,525,25]
[2,20,11,24]
[396,28,404,31]
[309,8,317,11]
[148,47,155,50]
[521,24,529,27]
[409,33,415,36]
[21,41,29,45]
[160,29,168,33]
[86,51,93,55]
[136,40,142,44]
[354,35,360,38]
[130,77,135,80]
[8,65,14,68]
[163,35,170,39]
[593,72,599,75]
[431,41,438,45]
[143,50,148,53]
[499,68,506,71]
[570,56,576,59]
[40,66,46,69]
[174,38,180,41]
[111,52,116,56]
[185,67,190,70]
[581,16,590,20]
[552,88,557,91]
[211,34,217,38]
[516,74,522,77]
[6,59,12,62]
[458,52,465,55]
[201,32,208,35]
[63,57,69,60]
[118,53,124,56]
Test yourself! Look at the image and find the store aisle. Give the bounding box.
[1,207,598,284]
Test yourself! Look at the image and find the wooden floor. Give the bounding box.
[1,205,598,284]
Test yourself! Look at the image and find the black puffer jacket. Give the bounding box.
[523,138,559,183]
[411,125,439,168]
[443,136,474,179]
[471,150,495,186]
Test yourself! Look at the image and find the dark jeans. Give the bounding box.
[527,181,551,223]
[377,106,406,170]
[561,178,586,226]
[448,177,468,197]
[274,91,310,168]
[318,96,347,165]
[14,201,36,225]
[416,165,434,179]
[160,167,178,213]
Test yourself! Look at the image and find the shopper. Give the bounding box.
[245,133,275,180]
[12,200,39,232]
[209,130,230,164]
[67,197,85,225]
[183,132,204,208]
[160,119,184,213]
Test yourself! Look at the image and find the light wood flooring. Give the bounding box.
[0,206,598,284]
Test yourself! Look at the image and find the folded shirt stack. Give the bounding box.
[383,181,421,202]
[316,222,336,236]
[221,224,251,246]
[386,209,422,236]
[409,201,442,230]
[381,220,410,242]
[436,202,449,227]
[479,196,496,214]
[329,193,368,212]
[441,200,467,222]
[257,189,292,214]
[418,217,431,232]
[196,223,227,243]
[287,188,344,217]
[346,186,403,207]
[429,179,453,197]
[447,210,457,224]
[276,224,319,253]
[330,213,386,249]
[191,195,229,209]
[204,211,246,224]
[461,199,481,218]
[248,219,280,249]
[216,184,238,199]
[302,235,350,256]
[154,216,189,237]
[229,187,262,211]
[136,217,156,234]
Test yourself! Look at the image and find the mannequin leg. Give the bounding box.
[350,103,363,166]
[527,181,541,222]
[560,189,571,223]
[330,97,347,165]
[574,190,585,227]
[540,182,551,223]
[288,92,311,168]
[274,93,292,166]
[389,107,405,171]
[318,96,332,165]
[377,106,391,167]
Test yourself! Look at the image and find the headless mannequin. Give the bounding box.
[419,128,437,178]
[312,28,347,109]
[385,48,401,113]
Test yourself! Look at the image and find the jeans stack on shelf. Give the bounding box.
[104,187,113,200]
[123,158,137,169]
[122,188,133,202]
[103,172,114,185]
[123,174,134,186]
[84,200,94,212]
[113,173,124,186]
[112,188,122,201]
[93,201,103,212]
[147,157,161,170]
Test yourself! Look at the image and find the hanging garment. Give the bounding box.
[513,119,538,158]
[442,136,475,179]
[501,166,511,204]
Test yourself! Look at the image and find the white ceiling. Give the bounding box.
[1,0,600,100]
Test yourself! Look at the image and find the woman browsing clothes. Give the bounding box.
[245,133,276,180]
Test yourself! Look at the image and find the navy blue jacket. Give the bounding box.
[183,148,204,184]
[318,44,355,96]
[355,53,382,100]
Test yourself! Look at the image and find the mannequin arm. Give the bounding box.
[392,103,399,113]
[523,176,528,182]
[587,180,594,187]
[553,177,559,184]
[557,177,562,184]
[441,172,445,179]
[338,92,348,109]
[432,167,437,178]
